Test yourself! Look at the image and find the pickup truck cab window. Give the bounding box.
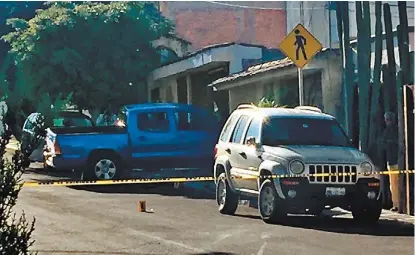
[137,111,170,132]
[174,110,217,131]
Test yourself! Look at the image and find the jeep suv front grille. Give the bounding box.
[308,165,357,183]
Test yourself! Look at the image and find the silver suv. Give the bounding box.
[213,105,382,224]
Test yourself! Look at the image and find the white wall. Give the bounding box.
[286,1,415,49]
[149,44,263,81]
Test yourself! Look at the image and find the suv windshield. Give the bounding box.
[262,117,352,147]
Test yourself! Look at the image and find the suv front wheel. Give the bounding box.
[216,173,239,215]
[259,179,286,224]
[351,195,382,225]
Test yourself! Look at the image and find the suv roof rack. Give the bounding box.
[294,106,323,113]
[237,104,257,110]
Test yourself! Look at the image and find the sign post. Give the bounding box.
[298,68,304,106]
[279,23,323,106]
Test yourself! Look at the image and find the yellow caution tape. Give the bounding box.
[21,170,415,188]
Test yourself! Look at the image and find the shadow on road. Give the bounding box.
[24,167,75,179]
[188,253,236,255]
[234,213,414,237]
[68,183,216,200]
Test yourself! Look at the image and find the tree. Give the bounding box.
[0,129,37,254]
[0,2,45,63]
[2,1,174,113]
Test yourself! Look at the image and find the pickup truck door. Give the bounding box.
[171,109,218,168]
[130,109,178,169]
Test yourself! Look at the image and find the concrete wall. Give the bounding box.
[221,52,342,118]
[159,1,287,50]
[227,71,323,112]
[228,82,266,110]
[149,44,263,82]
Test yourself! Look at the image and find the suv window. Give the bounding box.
[137,112,170,132]
[244,117,261,144]
[261,117,351,147]
[230,115,250,144]
[219,114,238,142]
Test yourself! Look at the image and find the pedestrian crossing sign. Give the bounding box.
[279,23,323,69]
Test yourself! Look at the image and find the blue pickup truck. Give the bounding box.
[44,103,220,180]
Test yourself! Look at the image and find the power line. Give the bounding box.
[205,1,328,11]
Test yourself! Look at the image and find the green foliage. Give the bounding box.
[256,97,288,108]
[0,53,72,142]
[0,129,36,255]
[2,1,174,111]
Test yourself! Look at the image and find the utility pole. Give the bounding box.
[298,1,305,106]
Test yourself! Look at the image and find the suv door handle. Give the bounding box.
[225,148,231,154]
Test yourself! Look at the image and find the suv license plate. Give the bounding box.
[325,187,346,197]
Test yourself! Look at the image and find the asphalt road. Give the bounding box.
[12,167,414,255]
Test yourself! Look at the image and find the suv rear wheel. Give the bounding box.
[259,179,286,224]
[216,172,238,215]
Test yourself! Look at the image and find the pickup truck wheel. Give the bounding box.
[259,179,286,224]
[216,173,238,215]
[86,154,122,181]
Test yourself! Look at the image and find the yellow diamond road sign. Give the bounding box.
[279,23,323,69]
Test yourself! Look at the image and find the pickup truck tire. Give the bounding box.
[216,173,238,215]
[259,179,286,224]
[85,153,123,181]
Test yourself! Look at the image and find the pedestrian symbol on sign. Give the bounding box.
[294,29,307,61]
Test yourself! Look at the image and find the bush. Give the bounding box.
[0,128,38,254]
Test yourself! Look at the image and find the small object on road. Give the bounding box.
[138,200,146,212]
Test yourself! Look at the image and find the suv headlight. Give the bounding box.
[290,160,305,174]
[360,162,372,174]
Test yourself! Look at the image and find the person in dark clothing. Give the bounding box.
[379,111,399,211]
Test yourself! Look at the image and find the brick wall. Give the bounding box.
[161,2,287,50]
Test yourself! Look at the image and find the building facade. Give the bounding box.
[158,1,287,51]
